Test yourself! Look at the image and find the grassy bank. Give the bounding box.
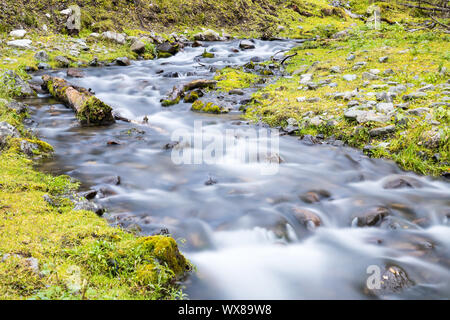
[242,23,449,176]
[0,92,190,299]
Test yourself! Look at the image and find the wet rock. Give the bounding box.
[130,40,146,54]
[102,175,121,186]
[6,39,32,49]
[299,190,331,204]
[293,207,322,229]
[355,207,390,227]
[369,125,396,137]
[205,177,218,186]
[116,57,131,66]
[73,199,105,216]
[239,40,255,50]
[192,40,203,47]
[382,176,423,189]
[67,68,84,78]
[34,50,49,62]
[0,121,20,147]
[78,189,97,200]
[102,31,126,44]
[300,134,320,145]
[368,265,414,296]
[157,42,179,55]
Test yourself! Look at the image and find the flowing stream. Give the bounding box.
[24,40,450,299]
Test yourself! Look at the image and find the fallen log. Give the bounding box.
[42,75,115,125]
[161,79,217,106]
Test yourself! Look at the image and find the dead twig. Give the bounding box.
[280,53,298,65]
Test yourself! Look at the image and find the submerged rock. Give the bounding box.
[382,176,423,189]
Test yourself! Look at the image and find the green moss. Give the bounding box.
[183,91,199,103]
[161,97,180,107]
[158,52,173,59]
[77,97,114,125]
[215,67,258,92]
[191,100,227,114]
[201,49,215,58]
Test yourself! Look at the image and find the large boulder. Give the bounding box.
[65,5,81,35]
[1,71,35,96]
[239,40,255,50]
[193,29,223,41]
[102,31,126,45]
[6,39,32,49]
[130,40,146,54]
[0,122,20,148]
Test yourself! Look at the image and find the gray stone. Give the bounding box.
[194,29,223,41]
[130,40,146,54]
[116,57,131,66]
[20,140,39,157]
[376,102,394,113]
[389,85,407,93]
[66,5,81,35]
[6,101,27,114]
[418,84,435,92]
[239,40,255,50]
[0,121,20,147]
[34,50,49,62]
[37,62,50,70]
[300,73,313,84]
[379,56,388,63]
[343,74,357,81]
[102,31,126,44]
[9,29,27,38]
[1,71,35,96]
[369,125,396,137]
[362,71,379,81]
[55,55,70,67]
[407,107,429,116]
[402,92,427,101]
[6,39,32,49]
[330,66,341,73]
[73,199,105,216]
[346,54,355,61]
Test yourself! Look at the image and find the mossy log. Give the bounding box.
[162,79,217,106]
[41,75,115,125]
